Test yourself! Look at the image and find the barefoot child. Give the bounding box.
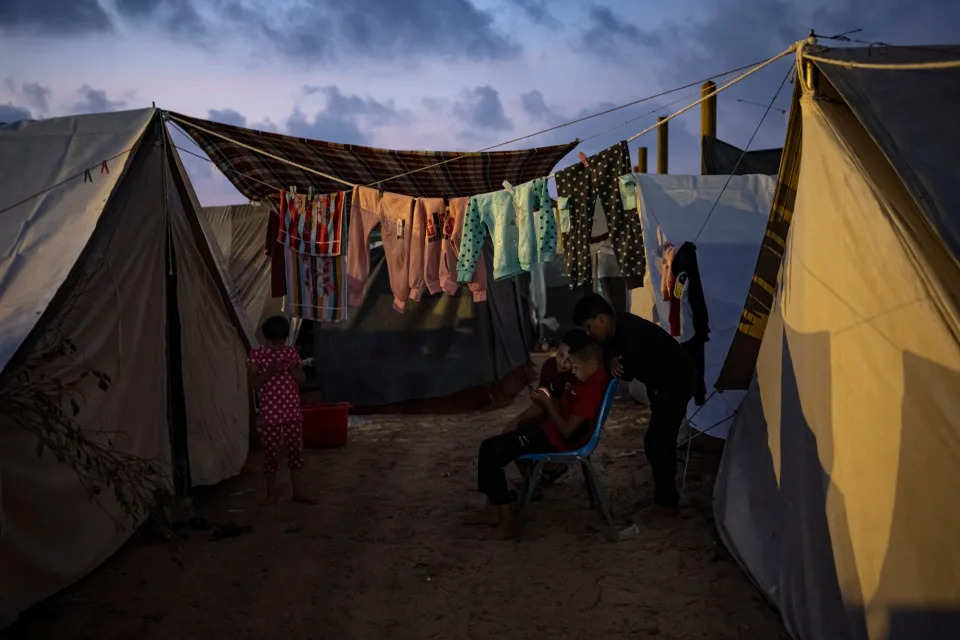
[246,316,316,505]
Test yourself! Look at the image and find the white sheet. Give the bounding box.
[631,173,775,438]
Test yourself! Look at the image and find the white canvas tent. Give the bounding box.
[0,108,250,625]
[199,202,284,343]
[714,46,960,639]
[624,173,775,438]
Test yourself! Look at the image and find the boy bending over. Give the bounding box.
[470,339,610,539]
[573,294,695,512]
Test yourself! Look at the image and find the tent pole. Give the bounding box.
[634,147,648,173]
[700,81,717,174]
[657,116,669,174]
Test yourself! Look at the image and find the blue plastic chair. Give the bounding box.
[516,379,620,542]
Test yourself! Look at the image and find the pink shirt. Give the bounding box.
[247,346,302,426]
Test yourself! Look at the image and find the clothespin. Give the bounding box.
[376,182,384,197]
[308,186,315,201]
[501,180,515,195]
[100,160,109,174]
[83,169,93,183]
[577,152,590,167]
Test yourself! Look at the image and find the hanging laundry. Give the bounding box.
[265,207,286,297]
[282,202,349,322]
[457,189,520,283]
[555,141,645,290]
[408,197,446,301]
[513,177,558,271]
[279,189,346,256]
[440,196,487,302]
[669,241,709,405]
[282,247,349,323]
[346,186,415,313]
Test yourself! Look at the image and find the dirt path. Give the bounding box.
[8,392,785,640]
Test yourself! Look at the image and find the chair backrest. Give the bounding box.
[575,378,620,457]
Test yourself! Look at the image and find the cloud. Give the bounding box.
[250,118,280,133]
[302,86,402,125]
[114,0,207,38]
[513,0,561,28]
[214,0,520,64]
[208,108,247,127]
[0,0,112,35]
[422,97,446,113]
[21,82,51,112]
[0,103,32,123]
[72,85,127,114]
[285,108,368,146]
[579,5,661,57]
[283,85,408,144]
[521,90,563,124]
[453,86,513,131]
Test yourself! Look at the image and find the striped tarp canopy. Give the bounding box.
[167,111,577,201]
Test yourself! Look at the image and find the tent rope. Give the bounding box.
[802,52,960,70]
[691,66,793,244]
[164,113,357,188]
[624,42,799,143]
[367,55,784,188]
[0,148,134,217]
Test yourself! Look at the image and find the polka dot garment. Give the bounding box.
[555,141,646,290]
[247,345,305,474]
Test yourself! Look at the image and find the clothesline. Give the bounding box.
[0,148,134,217]
[545,42,799,179]
[165,113,357,188]
[165,49,796,194]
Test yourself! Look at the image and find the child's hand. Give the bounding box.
[609,356,624,377]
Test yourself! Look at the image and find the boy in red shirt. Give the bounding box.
[247,316,316,506]
[469,339,610,539]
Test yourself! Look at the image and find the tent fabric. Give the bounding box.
[0,129,170,628]
[631,173,775,439]
[313,244,532,408]
[701,135,782,176]
[168,112,578,201]
[810,45,960,266]
[0,110,250,625]
[0,109,154,374]
[716,82,803,391]
[199,203,282,342]
[714,50,960,640]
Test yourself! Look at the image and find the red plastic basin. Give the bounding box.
[302,402,350,449]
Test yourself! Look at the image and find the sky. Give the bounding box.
[2,0,959,205]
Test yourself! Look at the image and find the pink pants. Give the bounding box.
[440,197,487,302]
[347,186,415,312]
[261,419,305,475]
[409,198,446,300]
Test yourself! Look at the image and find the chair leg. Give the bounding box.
[580,461,596,508]
[583,459,618,543]
[516,461,544,542]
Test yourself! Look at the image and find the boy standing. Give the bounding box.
[573,294,694,511]
[470,339,610,539]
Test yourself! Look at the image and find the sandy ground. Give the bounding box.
[8,379,785,639]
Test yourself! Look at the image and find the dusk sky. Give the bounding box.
[2,0,958,205]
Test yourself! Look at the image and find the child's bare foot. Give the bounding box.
[464,504,499,526]
[292,492,318,505]
[496,505,518,539]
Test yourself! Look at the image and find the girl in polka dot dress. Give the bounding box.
[246,316,316,506]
